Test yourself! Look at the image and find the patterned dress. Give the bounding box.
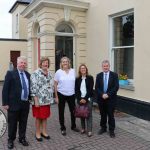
[30,68,54,106]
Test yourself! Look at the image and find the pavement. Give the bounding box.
[0,85,150,150]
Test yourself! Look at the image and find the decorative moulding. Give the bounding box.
[21,0,89,18]
[31,11,38,23]
[64,6,71,22]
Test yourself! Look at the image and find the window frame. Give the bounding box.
[110,10,134,86]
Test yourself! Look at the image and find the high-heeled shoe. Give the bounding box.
[61,130,66,136]
[87,132,92,137]
[81,129,85,134]
[41,133,50,139]
[35,135,43,142]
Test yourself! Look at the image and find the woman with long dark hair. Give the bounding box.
[75,64,94,137]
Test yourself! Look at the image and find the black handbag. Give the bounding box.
[74,104,90,118]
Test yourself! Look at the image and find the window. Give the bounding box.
[55,23,74,71]
[16,14,19,33]
[56,23,73,33]
[111,12,134,80]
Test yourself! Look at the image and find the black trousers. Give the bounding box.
[57,92,76,131]
[98,100,115,131]
[7,101,30,141]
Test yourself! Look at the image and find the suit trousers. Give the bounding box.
[57,92,76,131]
[7,101,30,141]
[80,100,93,132]
[98,100,115,131]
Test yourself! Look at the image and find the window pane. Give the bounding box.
[113,14,134,46]
[114,48,133,79]
[56,24,73,33]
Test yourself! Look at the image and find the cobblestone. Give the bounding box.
[0,84,150,150]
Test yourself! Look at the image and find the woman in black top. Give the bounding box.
[75,64,94,137]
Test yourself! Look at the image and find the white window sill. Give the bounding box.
[119,84,134,91]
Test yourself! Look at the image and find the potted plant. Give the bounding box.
[119,73,129,85]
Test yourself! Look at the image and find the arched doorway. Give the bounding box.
[55,23,73,71]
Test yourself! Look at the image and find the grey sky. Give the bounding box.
[0,0,16,38]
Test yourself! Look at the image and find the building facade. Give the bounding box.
[21,0,89,73]
[0,0,150,120]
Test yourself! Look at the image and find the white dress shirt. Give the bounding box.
[80,76,87,98]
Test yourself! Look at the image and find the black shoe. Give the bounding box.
[71,128,80,132]
[41,133,50,139]
[19,139,29,146]
[61,130,66,136]
[8,141,14,149]
[98,129,107,135]
[110,131,115,138]
[35,135,43,142]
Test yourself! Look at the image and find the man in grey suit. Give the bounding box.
[2,56,30,149]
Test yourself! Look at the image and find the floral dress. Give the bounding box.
[30,69,54,106]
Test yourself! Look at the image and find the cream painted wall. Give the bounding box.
[0,40,27,80]
[85,0,150,102]
[12,5,28,39]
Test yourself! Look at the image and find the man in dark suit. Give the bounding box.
[2,56,30,149]
[95,60,119,138]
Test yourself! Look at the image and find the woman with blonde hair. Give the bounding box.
[30,57,54,141]
[75,64,94,137]
[54,56,79,136]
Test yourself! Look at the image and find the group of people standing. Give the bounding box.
[2,56,119,149]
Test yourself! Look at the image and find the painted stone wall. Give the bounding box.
[27,6,87,74]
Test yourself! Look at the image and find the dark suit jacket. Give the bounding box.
[95,71,119,105]
[75,75,94,104]
[2,69,31,111]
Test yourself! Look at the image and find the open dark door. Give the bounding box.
[55,36,73,71]
[10,51,20,69]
